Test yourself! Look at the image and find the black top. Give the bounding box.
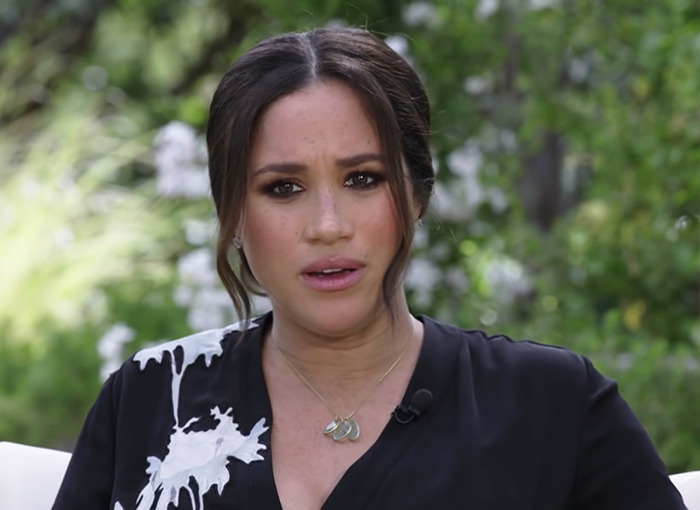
[53,313,687,509]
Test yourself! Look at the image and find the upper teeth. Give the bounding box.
[320,268,343,274]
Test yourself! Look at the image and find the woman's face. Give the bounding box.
[241,80,407,336]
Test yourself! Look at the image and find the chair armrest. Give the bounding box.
[0,441,72,510]
[671,470,700,510]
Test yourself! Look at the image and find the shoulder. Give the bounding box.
[422,315,594,401]
[95,314,270,443]
[133,318,261,369]
[115,315,267,382]
[425,315,589,375]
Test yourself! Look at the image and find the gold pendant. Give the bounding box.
[346,419,360,441]
[323,418,360,442]
[324,419,340,435]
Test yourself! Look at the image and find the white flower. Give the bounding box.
[325,18,347,28]
[175,248,237,330]
[616,352,635,371]
[486,187,508,213]
[413,224,430,249]
[153,121,210,199]
[432,141,486,220]
[52,227,75,249]
[445,267,469,292]
[405,257,442,308]
[21,178,41,198]
[448,140,483,180]
[187,288,234,331]
[479,308,498,327]
[97,322,136,380]
[568,57,591,84]
[435,140,509,218]
[432,182,473,221]
[528,0,558,10]
[177,248,219,287]
[385,35,410,58]
[464,76,491,95]
[97,323,135,359]
[184,218,217,246]
[403,2,440,28]
[476,0,499,20]
[484,256,532,303]
[82,66,108,91]
[173,284,195,307]
[499,129,518,152]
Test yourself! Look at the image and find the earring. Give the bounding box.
[233,235,243,249]
[415,218,423,230]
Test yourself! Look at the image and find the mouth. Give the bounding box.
[306,268,357,277]
[301,259,365,292]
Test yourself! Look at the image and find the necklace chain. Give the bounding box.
[273,322,415,442]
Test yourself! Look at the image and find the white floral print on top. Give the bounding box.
[115,320,268,510]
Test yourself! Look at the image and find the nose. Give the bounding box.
[303,188,352,244]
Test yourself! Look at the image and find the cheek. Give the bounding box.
[242,206,296,257]
[372,192,402,237]
[359,204,402,255]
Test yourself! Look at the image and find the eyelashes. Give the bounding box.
[263,181,303,197]
[344,170,385,189]
[260,170,386,199]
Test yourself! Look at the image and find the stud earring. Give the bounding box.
[233,235,243,249]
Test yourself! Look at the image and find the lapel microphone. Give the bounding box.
[392,389,433,424]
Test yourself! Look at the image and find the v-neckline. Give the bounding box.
[245,313,460,510]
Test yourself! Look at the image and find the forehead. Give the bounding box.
[249,80,381,167]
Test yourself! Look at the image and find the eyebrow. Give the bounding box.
[252,152,384,176]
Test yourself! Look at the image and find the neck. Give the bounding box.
[266,299,418,383]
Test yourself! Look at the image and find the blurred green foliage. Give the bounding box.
[0,0,697,472]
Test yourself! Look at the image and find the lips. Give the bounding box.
[308,268,354,277]
[302,257,364,275]
[301,258,365,292]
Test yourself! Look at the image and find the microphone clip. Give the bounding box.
[392,388,433,425]
[392,403,422,424]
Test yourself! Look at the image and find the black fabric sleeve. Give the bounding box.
[52,370,120,509]
[570,357,687,509]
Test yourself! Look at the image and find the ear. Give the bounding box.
[401,161,426,223]
[233,215,246,245]
[413,208,423,223]
[410,190,424,223]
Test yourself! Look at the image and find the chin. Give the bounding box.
[289,299,387,338]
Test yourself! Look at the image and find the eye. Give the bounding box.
[345,171,384,189]
[265,181,303,197]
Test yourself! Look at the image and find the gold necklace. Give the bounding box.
[273,323,415,442]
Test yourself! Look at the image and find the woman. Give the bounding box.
[54,27,686,509]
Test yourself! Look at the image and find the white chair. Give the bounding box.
[0,440,697,509]
[0,441,72,510]
[671,470,700,510]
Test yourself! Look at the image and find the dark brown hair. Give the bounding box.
[206,27,434,323]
